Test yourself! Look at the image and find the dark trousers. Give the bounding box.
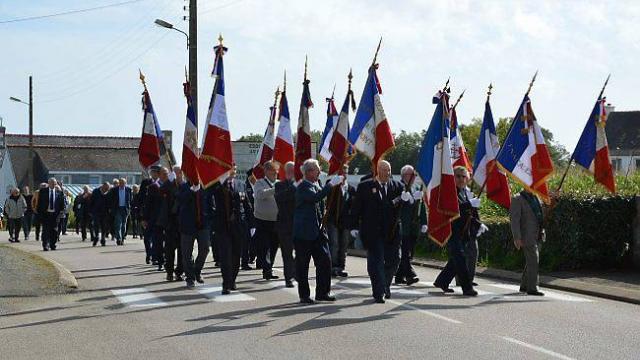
[294,239,332,299]
[152,226,166,264]
[396,235,418,281]
[143,225,153,259]
[255,219,278,278]
[61,216,69,235]
[328,224,349,272]
[79,216,89,240]
[91,214,108,245]
[366,237,401,299]
[277,230,296,281]
[181,229,211,282]
[434,236,473,292]
[8,218,22,240]
[34,215,41,240]
[131,214,140,237]
[41,213,58,250]
[22,213,33,239]
[217,228,241,290]
[164,227,183,276]
[240,223,253,267]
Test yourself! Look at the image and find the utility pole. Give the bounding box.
[188,0,197,121]
[28,75,34,188]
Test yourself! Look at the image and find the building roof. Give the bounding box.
[5,134,140,149]
[607,111,640,152]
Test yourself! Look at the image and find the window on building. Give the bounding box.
[57,175,72,185]
[612,158,622,172]
[126,175,136,185]
[89,175,102,185]
[635,159,640,172]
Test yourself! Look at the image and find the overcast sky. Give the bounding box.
[1,0,639,161]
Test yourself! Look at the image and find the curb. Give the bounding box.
[5,245,79,292]
[347,249,640,305]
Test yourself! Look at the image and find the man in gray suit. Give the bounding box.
[253,161,280,281]
[509,189,546,296]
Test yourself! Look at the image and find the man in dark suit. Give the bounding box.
[111,178,132,246]
[325,164,356,278]
[143,167,173,274]
[139,166,160,264]
[293,159,343,304]
[90,182,110,246]
[37,178,65,251]
[351,160,404,303]
[274,161,297,288]
[211,166,251,294]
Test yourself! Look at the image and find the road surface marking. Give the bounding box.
[386,299,463,324]
[197,285,255,302]
[111,288,167,307]
[488,284,593,302]
[502,337,576,360]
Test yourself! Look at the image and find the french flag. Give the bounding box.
[349,65,394,168]
[572,98,616,193]
[181,80,199,183]
[273,88,294,180]
[473,99,511,209]
[416,91,460,246]
[138,77,164,169]
[199,41,234,188]
[251,105,277,182]
[450,108,473,173]
[294,78,313,181]
[328,87,355,175]
[496,95,554,204]
[319,96,338,163]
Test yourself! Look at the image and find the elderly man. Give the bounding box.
[74,186,92,242]
[253,161,280,281]
[433,166,479,296]
[111,178,132,246]
[90,182,111,246]
[140,166,160,264]
[325,164,356,278]
[5,188,27,242]
[395,165,428,286]
[164,166,185,281]
[274,161,297,287]
[22,186,34,241]
[144,167,173,273]
[32,183,48,242]
[37,178,65,251]
[294,159,343,304]
[510,189,547,296]
[351,160,404,303]
[130,185,142,239]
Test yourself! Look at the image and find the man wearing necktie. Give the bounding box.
[112,178,132,246]
[293,159,343,304]
[37,178,64,251]
[274,162,298,288]
[351,160,404,303]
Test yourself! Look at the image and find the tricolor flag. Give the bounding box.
[496,95,554,204]
[349,64,394,169]
[294,74,313,181]
[251,104,277,182]
[450,108,473,173]
[416,90,459,246]
[181,79,199,183]
[473,98,511,209]
[138,72,166,169]
[572,97,615,193]
[273,87,294,180]
[199,40,233,188]
[328,86,356,175]
[319,96,338,162]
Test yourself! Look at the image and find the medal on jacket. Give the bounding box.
[372,188,377,194]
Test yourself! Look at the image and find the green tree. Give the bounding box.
[236,133,264,142]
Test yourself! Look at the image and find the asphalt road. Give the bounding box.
[1,234,638,360]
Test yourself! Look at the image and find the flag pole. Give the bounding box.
[139,70,173,168]
[556,74,611,192]
[372,37,382,67]
[451,89,466,111]
[473,83,493,197]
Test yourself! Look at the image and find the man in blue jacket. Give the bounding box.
[293,159,343,304]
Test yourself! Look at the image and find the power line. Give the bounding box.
[0,0,150,24]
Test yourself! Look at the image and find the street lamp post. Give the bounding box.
[9,75,34,188]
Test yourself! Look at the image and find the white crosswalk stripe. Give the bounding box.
[197,285,256,302]
[111,288,167,308]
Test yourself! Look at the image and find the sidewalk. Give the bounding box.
[347,249,640,305]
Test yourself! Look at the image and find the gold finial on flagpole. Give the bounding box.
[218,33,224,47]
[487,83,493,102]
[372,37,382,67]
[139,69,148,91]
[525,70,538,96]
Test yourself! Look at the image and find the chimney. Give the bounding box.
[605,103,615,116]
[162,130,172,151]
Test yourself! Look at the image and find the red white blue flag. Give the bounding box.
[138,74,165,169]
[473,99,511,209]
[251,104,277,182]
[181,80,199,183]
[416,91,459,246]
[450,108,473,173]
[294,77,313,181]
[328,87,355,175]
[496,95,554,204]
[273,88,294,180]
[572,98,615,193]
[199,41,233,188]
[319,96,338,163]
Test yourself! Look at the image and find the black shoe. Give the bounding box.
[221,289,231,295]
[472,282,478,286]
[214,262,220,268]
[241,265,253,270]
[337,271,348,278]
[394,278,405,285]
[316,295,336,302]
[195,276,204,284]
[166,273,174,282]
[231,284,237,290]
[300,297,315,304]
[385,288,391,299]
[285,280,294,288]
[174,274,184,282]
[92,241,97,247]
[434,283,454,293]
[157,265,163,271]
[406,277,420,286]
[374,297,385,304]
[50,246,56,251]
[145,257,151,264]
[519,287,527,293]
[101,243,106,247]
[463,289,478,296]
[43,247,49,251]
[14,239,20,243]
[527,291,545,296]
[186,280,195,288]
[263,275,279,280]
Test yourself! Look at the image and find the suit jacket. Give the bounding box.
[398,182,427,238]
[292,180,333,242]
[351,178,403,247]
[110,186,132,212]
[90,188,108,216]
[143,180,174,228]
[509,192,545,246]
[211,179,254,234]
[176,182,214,236]
[325,182,356,230]
[36,188,65,217]
[274,179,296,235]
